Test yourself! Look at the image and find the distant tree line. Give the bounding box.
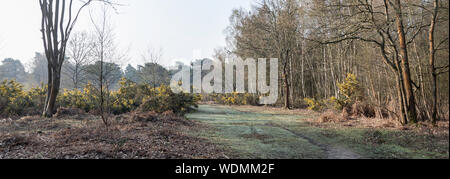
[0,54,172,91]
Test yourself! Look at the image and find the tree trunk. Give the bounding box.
[394,0,417,123]
[429,0,439,124]
[395,73,408,124]
[301,49,306,98]
[43,67,61,117]
[282,51,291,109]
[283,68,290,109]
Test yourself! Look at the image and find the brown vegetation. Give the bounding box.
[0,111,226,159]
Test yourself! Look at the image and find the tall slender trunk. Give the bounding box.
[418,58,432,119]
[100,43,107,126]
[368,67,383,118]
[412,38,432,120]
[74,64,79,90]
[323,46,328,98]
[394,0,417,123]
[282,51,291,109]
[328,44,338,97]
[282,63,290,109]
[301,48,306,98]
[429,0,439,124]
[283,67,290,109]
[289,53,294,103]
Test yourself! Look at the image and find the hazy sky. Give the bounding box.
[0,0,254,70]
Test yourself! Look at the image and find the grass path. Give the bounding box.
[187,105,449,159]
[187,105,361,159]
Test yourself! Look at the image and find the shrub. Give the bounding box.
[331,73,362,110]
[58,89,85,109]
[1,79,200,117]
[139,85,199,115]
[26,84,47,112]
[211,92,260,106]
[0,80,32,116]
[56,83,97,112]
[110,78,140,114]
[329,96,345,110]
[304,98,325,111]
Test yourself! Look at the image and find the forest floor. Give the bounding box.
[187,105,449,159]
[0,105,448,159]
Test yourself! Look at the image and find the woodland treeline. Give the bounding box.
[213,0,449,124]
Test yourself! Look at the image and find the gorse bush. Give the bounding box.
[109,78,199,115]
[304,73,362,112]
[332,73,362,110]
[0,80,32,116]
[208,92,260,106]
[0,78,199,117]
[139,85,199,115]
[58,78,199,116]
[304,98,325,111]
[109,79,140,115]
[57,83,97,112]
[27,84,47,111]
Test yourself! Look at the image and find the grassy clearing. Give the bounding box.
[187,105,449,159]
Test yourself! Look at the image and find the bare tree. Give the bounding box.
[87,4,124,126]
[39,0,119,117]
[393,0,418,124]
[427,0,449,123]
[64,31,94,90]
